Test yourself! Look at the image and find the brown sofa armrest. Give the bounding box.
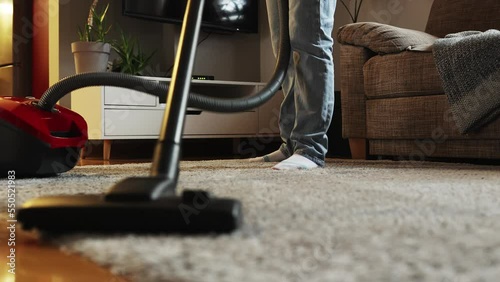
[340,45,374,139]
[337,22,438,54]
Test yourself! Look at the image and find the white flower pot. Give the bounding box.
[71,41,111,74]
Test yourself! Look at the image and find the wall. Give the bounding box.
[359,0,434,30]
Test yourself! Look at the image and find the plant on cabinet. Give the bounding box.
[71,0,112,73]
[110,30,156,76]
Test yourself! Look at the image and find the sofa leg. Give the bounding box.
[349,138,367,159]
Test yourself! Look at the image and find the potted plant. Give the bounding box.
[111,30,156,76]
[71,0,112,73]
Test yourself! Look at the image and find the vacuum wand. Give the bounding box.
[104,0,205,202]
[151,0,204,179]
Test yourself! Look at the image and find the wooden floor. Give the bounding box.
[0,220,130,282]
[1,158,138,282]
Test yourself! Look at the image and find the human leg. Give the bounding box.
[275,0,336,168]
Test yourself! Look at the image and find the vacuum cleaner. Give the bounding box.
[3,0,290,234]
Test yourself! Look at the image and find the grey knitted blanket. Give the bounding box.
[433,29,500,134]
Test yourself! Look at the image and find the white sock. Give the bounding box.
[272,154,319,170]
[248,150,287,162]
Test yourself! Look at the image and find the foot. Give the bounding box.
[248,150,287,162]
[272,154,319,170]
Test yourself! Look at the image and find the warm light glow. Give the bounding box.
[0,3,13,15]
[0,271,15,282]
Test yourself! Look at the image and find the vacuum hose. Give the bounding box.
[37,0,289,113]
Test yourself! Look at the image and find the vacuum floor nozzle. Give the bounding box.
[18,190,242,234]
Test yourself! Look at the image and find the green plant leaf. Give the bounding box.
[78,2,111,42]
[111,29,156,75]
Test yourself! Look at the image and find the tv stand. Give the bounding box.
[71,76,282,160]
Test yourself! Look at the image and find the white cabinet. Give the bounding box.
[70,77,282,159]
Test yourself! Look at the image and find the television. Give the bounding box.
[122,0,259,34]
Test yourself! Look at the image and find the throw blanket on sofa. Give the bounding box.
[433,29,500,134]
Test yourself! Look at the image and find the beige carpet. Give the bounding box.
[5,159,500,282]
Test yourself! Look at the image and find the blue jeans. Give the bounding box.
[266,0,336,167]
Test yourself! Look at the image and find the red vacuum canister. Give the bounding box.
[0,96,88,177]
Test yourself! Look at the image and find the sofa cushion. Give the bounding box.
[337,22,437,55]
[363,51,444,99]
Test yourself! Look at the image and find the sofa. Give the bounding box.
[336,0,500,160]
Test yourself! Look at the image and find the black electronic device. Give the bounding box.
[122,0,258,34]
[192,75,214,80]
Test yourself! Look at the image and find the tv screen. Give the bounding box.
[122,0,259,33]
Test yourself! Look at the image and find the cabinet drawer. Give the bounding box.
[104,109,164,136]
[104,109,257,137]
[184,111,258,135]
[104,86,157,107]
